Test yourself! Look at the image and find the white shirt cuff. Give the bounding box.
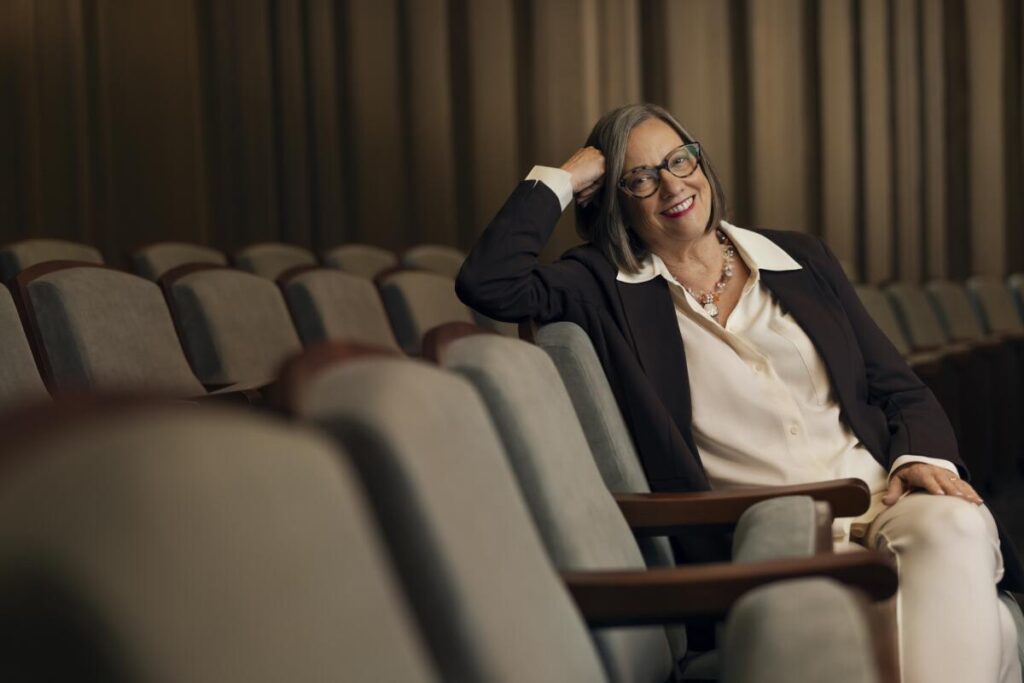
[889,454,961,479]
[525,166,574,212]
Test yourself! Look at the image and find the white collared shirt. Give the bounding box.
[526,166,957,537]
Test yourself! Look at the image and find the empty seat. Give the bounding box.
[280,268,400,350]
[378,270,474,354]
[15,263,206,398]
[0,238,103,282]
[402,244,465,278]
[967,276,1024,336]
[1008,274,1024,318]
[164,267,302,388]
[0,287,48,410]
[0,403,437,682]
[233,243,316,280]
[323,244,398,279]
[132,242,228,281]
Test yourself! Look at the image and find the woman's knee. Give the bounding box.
[898,495,995,550]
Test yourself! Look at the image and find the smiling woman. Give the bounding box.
[456,102,1024,683]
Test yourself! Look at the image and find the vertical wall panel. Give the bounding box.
[965,0,1006,276]
[859,0,894,283]
[818,0,858,272]
[747,0,811,232]
[596,0,641,110]
[893,0,924,282]
[921,0,948,278]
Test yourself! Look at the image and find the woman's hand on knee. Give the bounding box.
[883,462,983,506]
[560,147,605,207]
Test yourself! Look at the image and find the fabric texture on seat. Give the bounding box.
[378,271,474,354]
[402,244,465,278]
[0,239,103,281]
[442,333,676,683]
[323,244,397,279]
[132,242,227,281]
[26,268,205,398]
[0,287,48,410]
[233,243,316,280]
[885,283,951,349]
[925,280,988,341]
[282,269,400,349]
[169,268,302,387]
[296,357,609,682]
[721,578,878,683]
[967,277,1024,335]
[731,497,826,563]
[0,405,437,683]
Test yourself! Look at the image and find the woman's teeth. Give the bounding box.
[663,196,694,217]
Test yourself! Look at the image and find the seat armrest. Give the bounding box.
[563,550,897,627]
[614,478,870,530]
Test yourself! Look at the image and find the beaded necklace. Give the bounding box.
[680,229,735,319]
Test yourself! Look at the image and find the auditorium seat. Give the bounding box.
[377,270,474,354]
[14,262,207,398]
[0,286,49,410]
[0,238,103,282]
[233,242,316,280]
[323,243,398,279]
[285,346,894,682]
[401,243,465,278]
[966,276,1024,336]
[1008,274,1024,319]
[279,268,400,350]
[0,402,438,682]
[132,241,228,281]
[163,266,302,390]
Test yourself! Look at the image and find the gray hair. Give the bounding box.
[575,103,728,274]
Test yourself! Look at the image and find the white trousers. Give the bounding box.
[853,492,1021,683]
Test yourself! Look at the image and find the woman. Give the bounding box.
[456,103,1022,682]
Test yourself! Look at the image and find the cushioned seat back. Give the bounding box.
[1008,274,1024,318]
[854,285,913,355]
[0,287,48,410]
[378,271,474,354]
[442,334,675,683]
[884,283,950,349]
[0,406,437,683]
[169,269,302,386]
[132,242,227,281]
[401,244,465,278]
[282,269,400,349]
[25,268,205,397]
[296,358,608,682]
[323,244,398,279]
[967,276,1024,335]
[925,280,986,341]
[0,239,103,281]
[234,243,316,280]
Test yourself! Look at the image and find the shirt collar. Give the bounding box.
[615,221,802,284]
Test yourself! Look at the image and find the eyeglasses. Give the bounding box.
[617,143,701,199]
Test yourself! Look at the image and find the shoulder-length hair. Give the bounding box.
[575,103,728,274]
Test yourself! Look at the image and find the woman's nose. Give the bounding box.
[658,168,685,197]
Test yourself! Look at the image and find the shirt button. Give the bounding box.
[789,424,800,435]
[753,363,766,374]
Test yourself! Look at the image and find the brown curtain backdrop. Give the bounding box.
[0,0,1020,278]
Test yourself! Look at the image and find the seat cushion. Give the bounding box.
[283,269,399,349]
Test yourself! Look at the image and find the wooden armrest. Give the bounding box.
[563,550,897,627]
[614,478,870,530]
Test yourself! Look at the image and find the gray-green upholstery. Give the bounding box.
[25,267,205,398]
[296,357,609,682]
[721,579,878,683]
[885,283,952,349]
[1008,274,1024,318]
[402,244,465,278]
[0,287,48,410]
[323,244,397,279]
[132,242,227,281]
[378,271,474,354]
[967,276,1024,335]
[442,334,676,683]
[233,243,316,280]
[731,497,828,563]
[854,285,914,355]
[282,269,400,350]
[0,405,436,682]
[169,268,302,387]
[0,239,103,281]
[925,280,988,341]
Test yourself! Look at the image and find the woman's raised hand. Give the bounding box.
[560,147,605,207]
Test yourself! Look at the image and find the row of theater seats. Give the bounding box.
[0,239,522,410]
[853,278,1024,493]
[1,320,910,681]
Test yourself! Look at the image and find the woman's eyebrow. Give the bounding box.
[623,146,684,175]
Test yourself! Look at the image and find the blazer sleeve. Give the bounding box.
[813,239,964,473]
[455,180,600,324]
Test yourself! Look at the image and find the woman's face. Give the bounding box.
[620,118,713,251]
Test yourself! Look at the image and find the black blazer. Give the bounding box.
[456,180,1023,590]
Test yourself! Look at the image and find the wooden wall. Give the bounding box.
[0,0,1020,278]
